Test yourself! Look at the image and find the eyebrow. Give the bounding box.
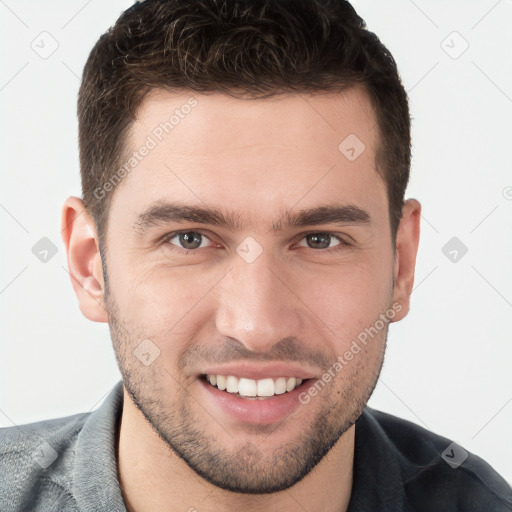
[133,201,372,234]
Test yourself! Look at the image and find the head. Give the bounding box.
[78,0,411,253]
[63,0,420,495]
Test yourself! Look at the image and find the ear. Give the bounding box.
[390,198,421,322]
[61,196,108,322]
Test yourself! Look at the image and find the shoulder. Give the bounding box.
[0,412,91,511]
[363,407,512,511]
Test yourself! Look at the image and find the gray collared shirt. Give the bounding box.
[1,381,511,511]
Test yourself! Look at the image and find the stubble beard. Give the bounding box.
[105,285,387,494]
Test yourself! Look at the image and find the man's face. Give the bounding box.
[103,87,399,493]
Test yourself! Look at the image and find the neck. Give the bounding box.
[117,388,354,512]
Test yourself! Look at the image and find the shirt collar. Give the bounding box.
[73,380,127,511]
[347,406,407,511]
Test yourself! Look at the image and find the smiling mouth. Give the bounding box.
[202,374,307,399]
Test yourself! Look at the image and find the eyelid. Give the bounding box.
[160,229,216,249]
[160,229,351,253]
[298,230,350,242]
[295,231,350,249]
[301,229,355,245]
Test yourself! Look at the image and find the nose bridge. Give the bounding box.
[215,250,298,352]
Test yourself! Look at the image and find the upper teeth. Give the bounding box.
[206,375,303,397]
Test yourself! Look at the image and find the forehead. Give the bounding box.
[108,87,386,231]
[133,87,377,158]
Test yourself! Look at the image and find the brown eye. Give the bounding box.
[298,233,342,250]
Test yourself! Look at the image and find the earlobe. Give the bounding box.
[61,196,109,323]
[390,198,421,323]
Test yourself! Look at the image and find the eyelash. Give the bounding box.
[160,230,350,254]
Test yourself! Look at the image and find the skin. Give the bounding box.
[62,86,421,512]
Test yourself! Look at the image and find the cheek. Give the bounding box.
[107,241,393,355]
[297,259,393,338]
[108,259,223,345]
[109,249,188,310]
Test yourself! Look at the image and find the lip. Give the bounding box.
[199,376,311,424]
[199,363,317,381]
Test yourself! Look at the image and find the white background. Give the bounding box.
[1,0,511,484]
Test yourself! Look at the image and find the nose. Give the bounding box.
[214,249,303,353]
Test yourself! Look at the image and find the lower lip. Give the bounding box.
[199,378,309,425]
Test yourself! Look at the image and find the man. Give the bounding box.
[1,0,511,510]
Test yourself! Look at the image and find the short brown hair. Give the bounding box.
[78,0,411,250]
